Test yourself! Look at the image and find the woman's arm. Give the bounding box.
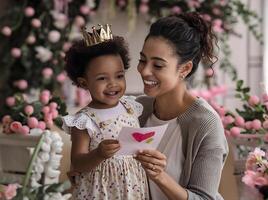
[71,127,120,172]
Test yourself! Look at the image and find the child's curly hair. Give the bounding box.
[65,36,130,86]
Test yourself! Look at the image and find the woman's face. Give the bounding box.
[137,37,181,97]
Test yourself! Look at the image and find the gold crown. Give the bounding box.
[81,24,113,46]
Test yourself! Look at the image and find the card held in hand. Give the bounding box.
[116,124,168,156]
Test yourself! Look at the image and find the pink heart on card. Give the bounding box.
[132,131,155,142]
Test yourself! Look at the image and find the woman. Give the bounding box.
[135,12,228,200]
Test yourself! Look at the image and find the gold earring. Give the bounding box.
[180,75,185,80]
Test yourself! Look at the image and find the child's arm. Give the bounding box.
[71,127,120,172]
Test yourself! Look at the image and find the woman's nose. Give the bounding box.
[138,65,152,77]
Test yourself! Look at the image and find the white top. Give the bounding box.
[62,96,149,200]
[145,113,184,200]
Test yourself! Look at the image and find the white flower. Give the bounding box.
[48,30,61,43]
[31,172,42,181]
[29,128,43,135]
[41,142,51,152]
[50,11,68,29]
[38,151,50,162]
[45,166,60,178]
[35,46,53,62]
[34,163,44,174]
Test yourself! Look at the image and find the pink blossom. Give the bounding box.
[199,90,212,100]
[1,183,18,200]
[171,6,181,14]
[246,153,257,170]
[14,79,28,90]
[10,121,22,133]
[217,107,225,117]
[51,110,59,119]
[44,113,53,122]
[263,93,268,102]
[212,7,221,15]
[37,121,46,130]
[252,119,262,130]
[56,72,66,83]
[11,48,21,58]
[27,117,39,128]
[187,0,201,8]
[24,105,34,115]
[39,90,51,104]
[6,97,15,107]
[219,0,228,6]
[63,42,71,52]
[1,26,12,36]
[139,4,149,14]
[242,170,258,188]
[19,125,30,135]
[254,176,268,186]
[263,120,268,129]
[212,19,224,33]
[248,95,260,106]
[74,16,85,27]
[42,106,50,114]
[235,116,245,127]
[31,18,41,28]
[118,0,126,7]
[48,30,61,43]
[49,102,58,110]
[230,127,240,137]
[24,6,35,17]
[80,5,90,15]
[223,115,234,125]
[202,14,212,22]
[253,147,266,158]
[42,67,53,79]
[2,115,12,124]
[26,35,36,44]
[41,89,51,97]
[245,121,252,129]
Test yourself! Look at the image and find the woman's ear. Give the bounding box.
[77,77,88,89]
[179,61,193,80]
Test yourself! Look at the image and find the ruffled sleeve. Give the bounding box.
[62,112,94,137]
[122,96,143,117]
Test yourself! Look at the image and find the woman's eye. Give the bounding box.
[154,64,163,69]
[138,59,146,63]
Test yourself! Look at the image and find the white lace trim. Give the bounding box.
[62,113,94,136]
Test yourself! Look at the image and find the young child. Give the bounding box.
[62,25,149,199]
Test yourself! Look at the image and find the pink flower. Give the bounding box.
[37,121,46,130]
[223,115,234,125]
[245,121,252,129]
[24,6,35,17]
[263,93,268,102]
[48,30,61,43]
[139,4,149,14]
[254,176,268,186]
[56,72,66,83]
[212,19,224,33]
[235,116,245,127]
[171,6,181,14]
[202,14,212,22]
[263,120,268,129]
[11,48,21,58]
[49,102,58,110]
[230,127,240,137]
[80,5,90,15]
[242,170,258,188]
[2,184,18,200]
[24,105,34,115]
[118,0,126,7]
[63,42,71,52]
[74,16,85,27]
[31,18,41,28]
[212,7,221,15]
[199,90,212,100]
[251,119,262,130]
[205,68,214,77]
[248,95,260,106]
[44,113,53,122]
[51,110,59,119]
[14,79,28,90]
[246,153,257,170]
[26,35,36,44]
[42,67,53,79]
[10,121,22,133]
[27,117,39,128]
[6,97,15,107]
[187,0,201,8]
[42,106,50,114]
[2,115,12,124]
[217,107,226,117]
[1,26,12,36]
[253,147,265,158]
[39,90,51,104]
[19,125,30,135]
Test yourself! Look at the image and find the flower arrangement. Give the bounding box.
[209,80,268,139]
[1,90,67,135]
[0,130,71,200]
[242,147,268,199]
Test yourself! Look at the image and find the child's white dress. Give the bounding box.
[63,96,149,200]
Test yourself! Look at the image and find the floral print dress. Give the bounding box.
[63,96,149,200]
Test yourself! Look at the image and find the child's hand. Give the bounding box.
[97,139,120,159]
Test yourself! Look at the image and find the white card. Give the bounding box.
[116,124,168,156]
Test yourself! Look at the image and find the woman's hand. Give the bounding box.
[135,149,167,181]
[97,139,121,159]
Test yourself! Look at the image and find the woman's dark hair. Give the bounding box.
[65,36,130,86]
[146,12,218,78]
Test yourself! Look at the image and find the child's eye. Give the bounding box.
[97,77,106,81]
[117,74,125,79]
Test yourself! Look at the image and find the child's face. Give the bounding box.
[79,54,126,109]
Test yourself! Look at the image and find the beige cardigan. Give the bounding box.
[136,96,229,200]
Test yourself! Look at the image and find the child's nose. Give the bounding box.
[107,78,117,87]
